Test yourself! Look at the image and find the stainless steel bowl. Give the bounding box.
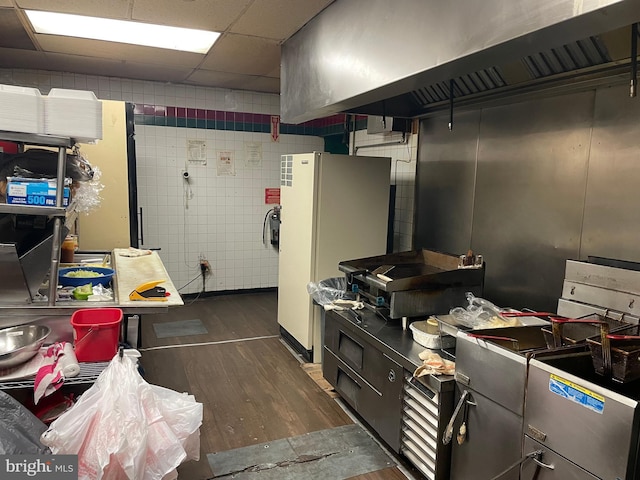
[0,325,51,368]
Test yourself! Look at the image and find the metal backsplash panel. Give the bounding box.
[415,110,480,255]
[416,91,598,312]
[582,84,640,263]
[472,92,594,311]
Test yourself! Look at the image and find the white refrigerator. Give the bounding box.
[277,152,391,362]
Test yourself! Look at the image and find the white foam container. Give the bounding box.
[0,84,44,134]
[410,319,457,350]
[44,88,103,142]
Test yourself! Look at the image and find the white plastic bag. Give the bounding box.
[40,353,202,480]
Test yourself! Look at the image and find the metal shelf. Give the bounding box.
[0,130,74,148]
[0,130,75,306]
[0,361,108,390]
[0,204,67,216]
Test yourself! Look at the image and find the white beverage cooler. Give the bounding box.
[277,152,391,362]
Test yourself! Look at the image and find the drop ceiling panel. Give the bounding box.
[230,0,334,40]
[15,0,131,20]
[0,0,13,7]
[41,51,193,83]
[0,8,36,49]
[185,69,278,91]
[34,34,204,68]
[242,75,280,93]
[185,68,247,86]
[0,46,48,69]
[202,34,279,76]
[131,0,252,31]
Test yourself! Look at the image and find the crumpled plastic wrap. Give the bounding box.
[0,390,50,454]
[307,277,354,306]
[40,352,203,480]
[73,165,104,214]
[450,292,521,329]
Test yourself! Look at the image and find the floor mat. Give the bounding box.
[152,318,208,338]
[207,424,395,479]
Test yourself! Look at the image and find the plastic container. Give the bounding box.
[410,317,456,350]
[71,308,122,362]
[58,266,114,287]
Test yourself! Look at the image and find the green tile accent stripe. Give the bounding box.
[133,104,368,136]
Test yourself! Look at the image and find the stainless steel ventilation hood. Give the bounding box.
[280,0,640,124]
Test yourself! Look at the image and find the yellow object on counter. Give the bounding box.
[129,279,168,301]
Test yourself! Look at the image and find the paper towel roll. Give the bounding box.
[58,342,80,378]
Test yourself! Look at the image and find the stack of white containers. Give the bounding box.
[0,84,103,143]
[0,84,44,134]
[44,88,103,143]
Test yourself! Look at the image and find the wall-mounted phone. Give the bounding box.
[269,205,281,247]
[263,205,281,249]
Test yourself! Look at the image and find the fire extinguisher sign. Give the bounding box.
[265,188,280,204]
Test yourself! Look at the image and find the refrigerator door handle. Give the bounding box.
[138,207,144,246]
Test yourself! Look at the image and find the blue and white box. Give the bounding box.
[6,177,70,207]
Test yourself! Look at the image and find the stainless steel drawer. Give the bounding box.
[325,311,400,393]
[521,436,599,480]
[323,347,403,452]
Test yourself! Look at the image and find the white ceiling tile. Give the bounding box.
[201,34,279,76]
[34,34,204,68]
[230,0,334,40]
[1,0,334,92]
[184,69,246,87]
[0,46,48,68]
[131,0,252,31]
[242,75,280,93]
[15,0,131,19]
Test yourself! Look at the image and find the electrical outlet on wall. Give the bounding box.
[199,255,211,276]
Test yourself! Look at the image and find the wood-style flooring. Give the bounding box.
[138,291,417,480]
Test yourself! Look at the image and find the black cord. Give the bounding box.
[178,274,202,291]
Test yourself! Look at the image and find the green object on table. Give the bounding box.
[73,283,93,300]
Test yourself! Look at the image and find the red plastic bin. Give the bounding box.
[70,308,123,362]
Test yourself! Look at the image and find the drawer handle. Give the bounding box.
[532,456,554,471]
[388,369,396,382]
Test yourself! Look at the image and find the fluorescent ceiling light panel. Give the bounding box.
[25,10,220,54]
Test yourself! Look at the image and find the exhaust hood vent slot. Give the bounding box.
[408,35,612,110]
[523,36,612,79]
[410,67,507,108]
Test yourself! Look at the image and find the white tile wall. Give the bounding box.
[0,68,324,294]
[352,129,417,252]
[1,68,417,292]
[136,125,322,294]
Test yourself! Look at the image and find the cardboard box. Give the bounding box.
[6,177,70,207]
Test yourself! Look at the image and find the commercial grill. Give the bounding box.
[338,249,485,321]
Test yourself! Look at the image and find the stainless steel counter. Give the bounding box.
[329,307,455,393]
[325,307,455,479]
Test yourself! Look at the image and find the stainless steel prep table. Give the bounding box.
[323,307,454,479]
[0,248,183,344]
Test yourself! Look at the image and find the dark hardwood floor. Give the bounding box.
[139,291,415,480]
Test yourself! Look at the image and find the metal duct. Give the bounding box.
[281,0,640,123]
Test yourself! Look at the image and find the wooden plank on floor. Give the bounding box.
[301,363,338,398]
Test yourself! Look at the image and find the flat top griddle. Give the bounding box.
[338,249,483,293]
